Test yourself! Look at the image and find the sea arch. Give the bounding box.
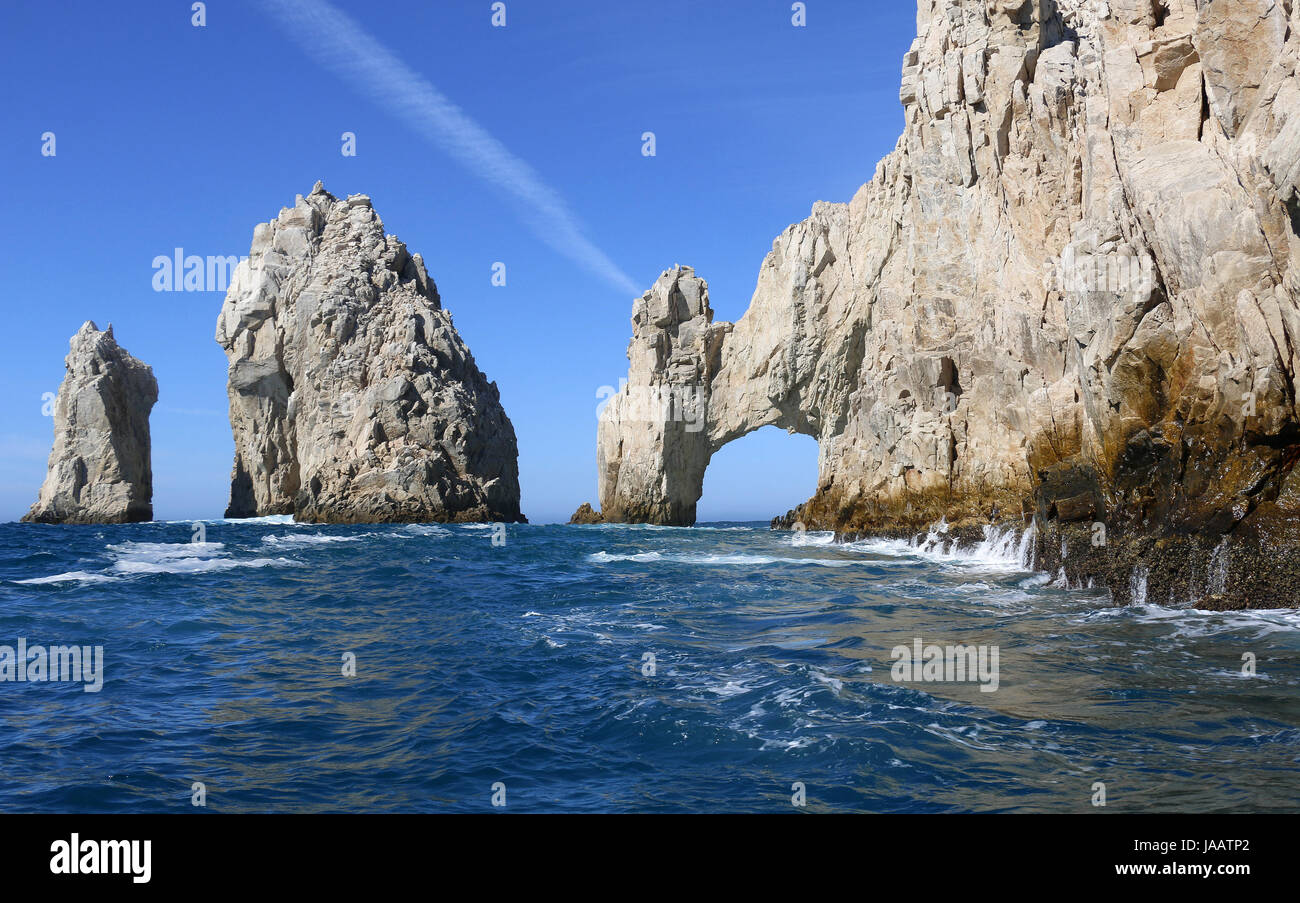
[595,203,865,526]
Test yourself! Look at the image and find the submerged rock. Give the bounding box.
[594,1,1300,609]
[216,183,523,524]
[24,322,158,525]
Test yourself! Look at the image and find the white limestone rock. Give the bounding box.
[588,0,1300,608]
[25,322,157,525]
[216,183,523,523]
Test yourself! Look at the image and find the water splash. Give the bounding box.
[1130,565,1150,606]
[852,520,1037,572]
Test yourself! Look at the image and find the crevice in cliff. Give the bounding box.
[938,356,963,399]
[1103,277,1169,373]
[1152,0,1169,28]
[1246,290,1298,410]
[1198,73,1211,141]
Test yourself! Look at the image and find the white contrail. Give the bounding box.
[256,0,640,296]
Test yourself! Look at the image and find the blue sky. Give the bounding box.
[0,0,916,524]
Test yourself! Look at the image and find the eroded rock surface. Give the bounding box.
[217,183,523,523]
[593,0,1300,609]
[596,267,727,524]
[25,322,157,524]
[568,502,606,524]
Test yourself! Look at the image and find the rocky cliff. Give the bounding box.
[587,0,1300,610]
[217,183,523,524]
[25,321,157,524]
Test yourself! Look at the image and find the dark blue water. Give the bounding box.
[0,518,1297,813]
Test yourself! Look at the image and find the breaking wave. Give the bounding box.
[262,533,361,547]
[846,520,1037,572]
[219,514,299,526]
[14,570,118,586]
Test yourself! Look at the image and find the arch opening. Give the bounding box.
[696,426,819,524]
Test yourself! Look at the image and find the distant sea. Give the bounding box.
[1,518,1297,813]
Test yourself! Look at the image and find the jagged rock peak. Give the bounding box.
[568,502,605,525]
[216,184,523,524]
[24,321,158,525]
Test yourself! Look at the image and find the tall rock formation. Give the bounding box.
[588,0,1300,609]
[597,267,728,524]
[25,322,158,524]
[216,183,523,524]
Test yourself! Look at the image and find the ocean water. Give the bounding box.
[1,518,1297,813]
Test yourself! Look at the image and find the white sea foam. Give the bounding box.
[589,551,664,563]
[846,520,1037,572]
[811,671,844,693]
[671,553,786,565]
[684,553,853,566]
[107,541,227,559]
[586,550,861,567]
[262,533,360,547]
[709,679,755,697]
[107,539,302,576]
[403,524,452,537]
[789,530,836,547]
[17,537,304,583]
[112,555,302,576]
[219,514,299,525]
[1077,602,1300,637]
[14,570,118,585]
[758,735,817,751]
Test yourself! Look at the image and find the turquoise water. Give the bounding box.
[1,518,1297,812]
